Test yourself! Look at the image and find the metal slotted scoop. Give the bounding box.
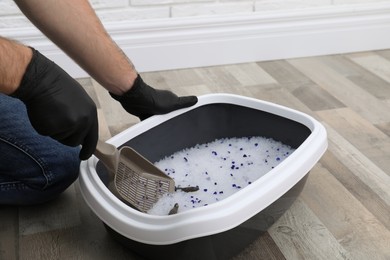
[94,140,175,213]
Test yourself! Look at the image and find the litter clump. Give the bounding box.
[147,136,295,215]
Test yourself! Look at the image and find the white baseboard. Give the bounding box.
[2,3,390,78]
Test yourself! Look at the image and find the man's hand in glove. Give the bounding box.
[109,75,198,120]
[12,48,98,160]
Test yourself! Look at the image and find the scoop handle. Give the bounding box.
[94,140,119,180]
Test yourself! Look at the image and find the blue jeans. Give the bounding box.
[0,94,81,205]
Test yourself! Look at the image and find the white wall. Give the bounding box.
[1,0,390,77]
[0,0,388,28]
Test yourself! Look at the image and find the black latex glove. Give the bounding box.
[109,74,198,120]
[12,48,98,160]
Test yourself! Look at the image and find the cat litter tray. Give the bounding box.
[79,93,327,259]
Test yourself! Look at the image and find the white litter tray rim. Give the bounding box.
[79,93,327,245]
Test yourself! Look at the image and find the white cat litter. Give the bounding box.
[148,136,295,215]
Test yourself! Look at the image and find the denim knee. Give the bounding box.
[0,140,81,205]
[40,146,81,205]
[43,145,81,194]
[0,93,81,205]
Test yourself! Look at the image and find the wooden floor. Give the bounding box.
[1,50,390,260]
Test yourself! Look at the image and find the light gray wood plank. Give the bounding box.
[257,60,313,91]
[348,73,390,100]
[246,85,317,119]
[376,121,390,137]
[269,197,352,260]
[223,63,278,86]
[345,52,390,99]
[19,185,80,236]
[142,70,217,97]
[19,227,142,260]
[19,187,142,260]
[347,52,390,84]
[292,82,345,111]
[319,54,363,77]
[377,49,390,60]
[194,65,242,92]
[233,232,286,260]
[321,151,390,229]
[320,122,390,208]
[317,107,390,172]
[141,69,205,89]
[0,207,18,260]
[289,57,390,124]
[301,163,390,260]
[317,55,390,99]
[176,83,214,96]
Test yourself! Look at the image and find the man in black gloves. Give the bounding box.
[0,0,197,205]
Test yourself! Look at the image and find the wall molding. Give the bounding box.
[2,3,390,78]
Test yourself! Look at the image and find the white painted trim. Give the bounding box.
[2,3,390,78]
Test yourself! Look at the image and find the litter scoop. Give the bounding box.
[94,140,175,212]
